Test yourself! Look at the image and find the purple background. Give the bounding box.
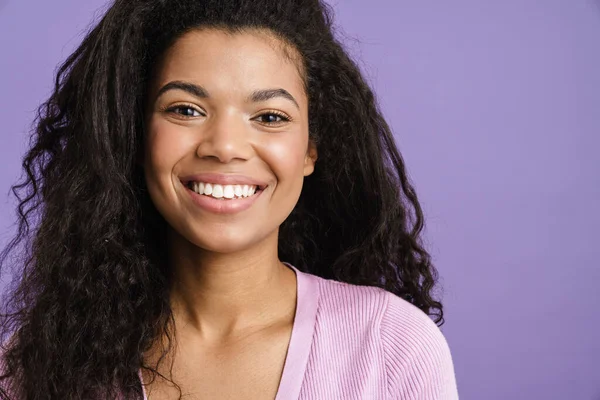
[1,1,599,399]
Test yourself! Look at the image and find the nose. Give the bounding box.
[195,111,253,163]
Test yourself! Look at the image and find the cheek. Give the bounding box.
[143,119,195,209]
[144,119,192,177]
[261,133,308,181]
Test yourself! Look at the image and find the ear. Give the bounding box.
[303,139,318,176]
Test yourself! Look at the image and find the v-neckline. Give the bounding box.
[139,262,320,400]
[274,262,319,399]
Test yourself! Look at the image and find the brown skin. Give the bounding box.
[140,28,318,399]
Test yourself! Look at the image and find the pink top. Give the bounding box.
[140,263,459,399]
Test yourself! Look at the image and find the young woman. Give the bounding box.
[0,0,459,398]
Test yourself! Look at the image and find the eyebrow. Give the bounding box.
[156,80,300,110]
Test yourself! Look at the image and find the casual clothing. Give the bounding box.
[140,263,459,399]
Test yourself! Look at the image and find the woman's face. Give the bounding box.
[143,28,316,254]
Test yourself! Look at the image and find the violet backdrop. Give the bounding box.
[1,1,599,399]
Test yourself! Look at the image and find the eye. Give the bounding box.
[165,105,204,118]
[255,111,291,126]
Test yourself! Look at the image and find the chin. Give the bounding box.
[194,240,255,254]
[185,227,275,255]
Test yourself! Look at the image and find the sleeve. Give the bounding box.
[380,292,459,400]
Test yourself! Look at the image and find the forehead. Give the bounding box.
[151,28,307,101]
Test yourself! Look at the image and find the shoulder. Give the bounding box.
[312,274,389,322]
[380,292,459,399]
[309,275,459,398]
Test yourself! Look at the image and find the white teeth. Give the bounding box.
[223,185,235,199]
[190,181,260,199]
[212,184,224,198]
[234,185,243,197]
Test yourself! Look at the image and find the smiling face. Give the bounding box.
[143,28,316,255]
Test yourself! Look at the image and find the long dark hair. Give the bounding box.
[0,0,444,398]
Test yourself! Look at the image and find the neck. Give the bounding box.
[165,229,297,344]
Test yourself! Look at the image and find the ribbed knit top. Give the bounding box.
[141,263,459,399]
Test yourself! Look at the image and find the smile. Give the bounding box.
[182,180,266,214]
[186,181,262,200]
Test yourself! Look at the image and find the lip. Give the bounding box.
[182,181,264,214]
[179,173,269,189]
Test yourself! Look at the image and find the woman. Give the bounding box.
[0,0,459,398]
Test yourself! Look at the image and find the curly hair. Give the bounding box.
[0,0,444,398]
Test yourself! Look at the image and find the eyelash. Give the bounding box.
[163,104,292,125]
